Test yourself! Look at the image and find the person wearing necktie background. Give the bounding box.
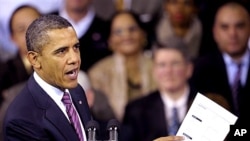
[3,14,91,141]
[120,37,197,141]
[190,1,250,140]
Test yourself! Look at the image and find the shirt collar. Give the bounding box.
[33,72,67,103]
[160,86,190,109]
[223,49,250,66]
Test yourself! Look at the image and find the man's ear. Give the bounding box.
[27,51,41,69]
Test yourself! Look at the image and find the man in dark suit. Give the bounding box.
[51,0,112,72]
[3,15,91,141]
[190,1,250,140]
[121,38,197,141]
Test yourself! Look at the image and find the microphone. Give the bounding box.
[107,119,120,141]
[86,120,100,141]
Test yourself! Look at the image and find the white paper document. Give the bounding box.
[176,93,238,141]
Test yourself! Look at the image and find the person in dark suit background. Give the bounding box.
[190,1,250,140]
[0,5,41,105]
[3,14,91,141]
[120,37,197,141]
[51,0,112,72]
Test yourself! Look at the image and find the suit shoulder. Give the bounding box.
[126,91,159,109]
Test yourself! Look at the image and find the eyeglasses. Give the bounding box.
[111,25,140,36]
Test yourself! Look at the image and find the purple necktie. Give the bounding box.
[231,63,242,116]
[62,92,84,141]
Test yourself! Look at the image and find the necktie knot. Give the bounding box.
[62,92,72,105]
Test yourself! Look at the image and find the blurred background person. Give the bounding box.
[156,0,202,61]
[88,11,156,121]
[0,0,62,63]
[0,5,41,105]
[197,0,250,57]
[121,38,197,141]
[78,71,115,122]
[93,0,163,22]
[190,2,250,140]
[51,0,112,72]
[78,70,115,140]
[92,0,163,50]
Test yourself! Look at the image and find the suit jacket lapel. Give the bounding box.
[45,101,79,141]
[27,75,79,141]
[146,91,168,135]
[244,57,250,88]
[70,86,91,127]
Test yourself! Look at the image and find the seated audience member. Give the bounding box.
[93,0,163,23]
[88,11,156,121]
[190,1,250,140]
[0,5,41,103]
[93,0,163,48]
[120,38,197,141]
[51,0,112,71]
[156,0,202,60]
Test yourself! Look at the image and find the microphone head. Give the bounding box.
[86,120,100,131]
[107,119,120,131]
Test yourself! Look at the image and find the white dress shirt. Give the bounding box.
[160,86,190,127]
[223,49,250,87]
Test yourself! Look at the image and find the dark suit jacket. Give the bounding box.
[50,11,112,72]
[120,88,197,141]
[190,51,250,140]
[3,75,92,141]
[78,15,112,72]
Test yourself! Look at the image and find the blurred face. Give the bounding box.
[11,7,40,56]
[109,13,146,56]
[153,48,192,92]
[65,0,91,12]
[30,27,81,89]
[213,5,250,58]
[165,0,195,26]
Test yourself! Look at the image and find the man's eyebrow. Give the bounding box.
[235,21,247,26]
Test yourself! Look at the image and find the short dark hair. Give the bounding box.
[26,14,73,52]
[9,5,41,35]
[152,37,191,62]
